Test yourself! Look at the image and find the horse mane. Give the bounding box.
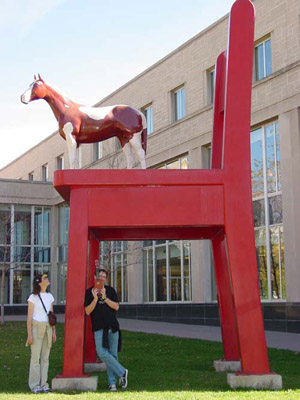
[45,82,74,105]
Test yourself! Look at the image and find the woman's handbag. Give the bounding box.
[38,294,57,326]
[47,311,57,326]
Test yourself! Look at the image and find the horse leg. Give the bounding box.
[130,131,146,169]
[63,122,78,169]
[122,142,134,169]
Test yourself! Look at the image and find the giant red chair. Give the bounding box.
[53,0,279,389]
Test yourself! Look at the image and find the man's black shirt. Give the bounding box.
[84,285,119,332]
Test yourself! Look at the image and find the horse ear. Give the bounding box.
[38,74,44,82]
[34,75,37,80]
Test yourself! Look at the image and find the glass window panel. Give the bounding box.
[268,195,282,225]
[34,247,50,263]
[265,39,272,77]
[265,123,276,193]
[166,160,180,169]
[0,206,11,245]
[156,246,167,301]
[145,106,153,135]
[114,254,122,300]
[255,229,268,299]
[175,88,185,121]
[43,209,51,245]
[0,269,9,304]
[13,269,31,304]
[280,227,286,299]
[251,128,264,198]
[0,246,10,262]
[183,241,191,301]
[255,43,265,80]
[275,122,281,191]
[57,263,67,304]
[253,199,265,227]
[270,227,281,299]
[181,88,186,118]
[148,248,153,302]
[123,253,128,302]
[59,206,69,245]
[14,206,31,245]
[114,241,122,252]
[156,240,166,245]
[15,246,31,262]
[180,157,188,170]
[143,240,152,247]
[34,208,43,245]
[169,243,182,301]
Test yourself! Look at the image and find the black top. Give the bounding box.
[84,285,119,333]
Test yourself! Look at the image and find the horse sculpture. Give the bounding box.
[21,75,147,169]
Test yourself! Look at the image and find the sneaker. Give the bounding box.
[108,384,117,392]
[119,369,128,389]
[31,388,43,394]
[43,387,52,392]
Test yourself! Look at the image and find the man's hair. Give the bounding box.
[98,269,108,277]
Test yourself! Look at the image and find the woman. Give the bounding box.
[27,274,56,393]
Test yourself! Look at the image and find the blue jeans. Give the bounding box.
[94,329,125,386]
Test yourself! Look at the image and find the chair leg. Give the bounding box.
[225,217,269,374]
[212,234,240,361]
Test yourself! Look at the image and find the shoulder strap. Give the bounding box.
[38,293,48,315]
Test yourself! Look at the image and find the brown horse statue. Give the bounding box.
[21,75,147,169]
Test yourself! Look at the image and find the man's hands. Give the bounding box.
[92,287,106,301]
[92,287,99,301]
[100,287,106,300]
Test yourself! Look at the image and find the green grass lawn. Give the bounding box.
[0,321,299,399]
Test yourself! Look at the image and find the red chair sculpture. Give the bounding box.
[52,0,281,390]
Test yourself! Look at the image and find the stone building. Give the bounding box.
[1,0,300,332]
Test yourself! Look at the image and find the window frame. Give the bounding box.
[172,85,186,122]
[253,36,272,81]
[142,103,154,135]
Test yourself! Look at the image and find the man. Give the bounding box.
[84,268,128,392]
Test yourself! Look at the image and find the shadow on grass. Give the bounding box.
[0,322,299,394]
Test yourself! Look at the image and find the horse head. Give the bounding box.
[21,74,47,104]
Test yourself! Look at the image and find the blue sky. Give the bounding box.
[0,0,235,169]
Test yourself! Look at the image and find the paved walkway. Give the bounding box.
[6,315,300,352]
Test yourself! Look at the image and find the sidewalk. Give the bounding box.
[5,315,300,352]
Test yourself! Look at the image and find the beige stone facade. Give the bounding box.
[1,0,300,329]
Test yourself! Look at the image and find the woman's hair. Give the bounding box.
[32,274,43,295]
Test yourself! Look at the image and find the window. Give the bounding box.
[254,37,272,81]
[57,155,64,170]
[157,154,188,170]
[0,205,51,305]
[173,86,186,121]
[251,121,285,300]
[142,104,153,135]
[100,241,128,303]
[115,138,122,152]
[207,68,215,105]
[143,240,191,302]
[42,164,48,181]
[144,155,191,302]
[57,204,69,303]
[95,142,103,160]
[28,172,33,181]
